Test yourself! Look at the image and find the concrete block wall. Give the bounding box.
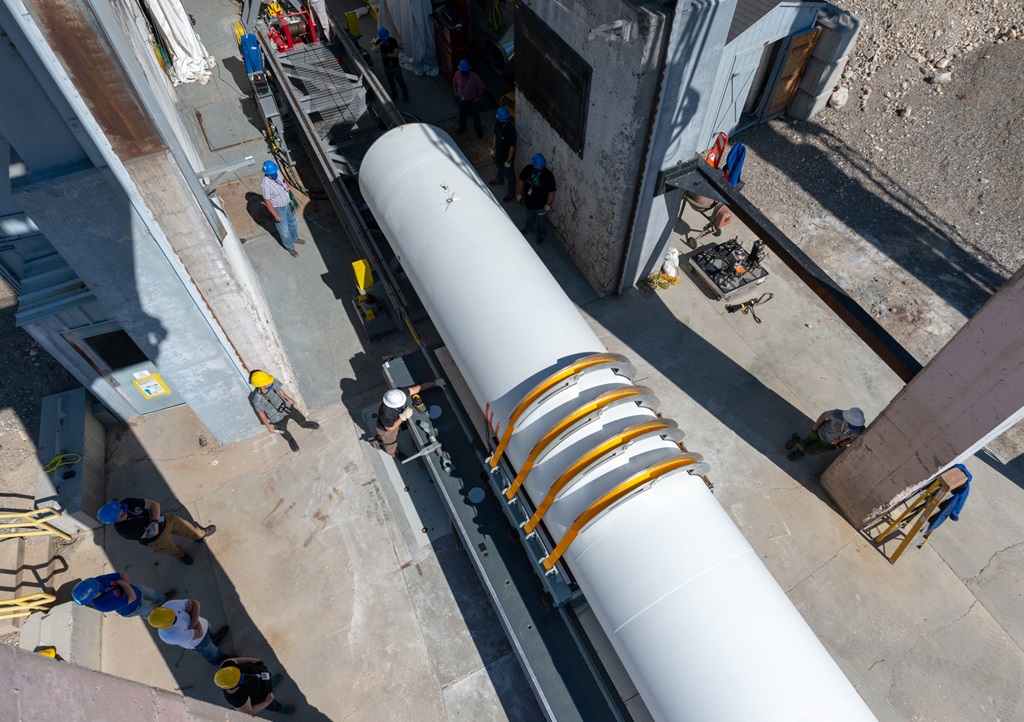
[514,0,669,295]
[19,602,101,672]
[35,389,104,535]
[1,642,249,720]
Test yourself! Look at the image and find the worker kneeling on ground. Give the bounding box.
[373,379,442,460]
[786,407,865,461]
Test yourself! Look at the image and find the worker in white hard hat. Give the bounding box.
[786,407,866,461]
[248,370,319,453]
[374,379,443,459]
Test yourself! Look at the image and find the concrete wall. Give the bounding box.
[1,0,300,442]
[821,264,1024,526]
[0,642,249,720]
[620,0,737,291]
[514,0,670,295]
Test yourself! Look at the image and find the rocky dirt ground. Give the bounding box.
[739,0,1024,459]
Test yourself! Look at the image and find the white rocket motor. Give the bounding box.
[359,123,876,722]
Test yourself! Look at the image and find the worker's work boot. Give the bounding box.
[785,433,800,450]
[288,438,300,453]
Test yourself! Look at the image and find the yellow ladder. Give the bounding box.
[871,466,968,563]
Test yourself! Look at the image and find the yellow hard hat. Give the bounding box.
[35,647,57,659]
[215,665,242,689]
[148,606,176,629]
[250,370,274,388]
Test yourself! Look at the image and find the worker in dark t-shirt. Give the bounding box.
[373,379,443,460]
[517,153,557,244]
[216,658,295,715]
[371,28,409,102]
[96,496,215,565]
[489,106,517,201]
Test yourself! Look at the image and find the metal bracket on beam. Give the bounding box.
[197,156,257,188]
[655,158,701,196]
[589,18,632,42]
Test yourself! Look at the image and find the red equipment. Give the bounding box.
[268,9,318,52]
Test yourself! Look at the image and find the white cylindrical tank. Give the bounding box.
[359,124,876,722]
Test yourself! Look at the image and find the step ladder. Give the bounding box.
[870,465,970,563]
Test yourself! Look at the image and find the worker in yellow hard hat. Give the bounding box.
[247,369,319,453]
[148,598,230,664]
[215,657,295,715]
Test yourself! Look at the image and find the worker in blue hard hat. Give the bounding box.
[72,571,175,618]
[260,160,302,257]
[489,106,517,202]
[786,407,866,461]
[96,496,215,565]
[453,58,486,139]
[371,27,409,103]
[516,153,557,244]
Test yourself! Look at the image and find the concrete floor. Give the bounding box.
[53,1,1024,720]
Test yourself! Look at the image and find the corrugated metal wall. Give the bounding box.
[699,2,823,147]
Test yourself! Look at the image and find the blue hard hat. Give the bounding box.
[72,578,101,606]
[496,106,511,121]
[261,160,278,176]
[531,153,546,168]
[458,59,470,72]
[97,499,123,524]
[377,27,389,40]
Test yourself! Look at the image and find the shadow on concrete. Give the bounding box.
[581,286,844,496]
[979,450,1024,493]
[337,369,542,721]
[243,191,280,240]
[0,556,68,595]
[101,423,331,720]
[740,122,1003,319]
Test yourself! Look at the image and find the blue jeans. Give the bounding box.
[273,203,298,250]
[119,584,166,618]
[192,630,226,664]
[494,160,515,195]
[458,99,481,135]
[523,209,548,241]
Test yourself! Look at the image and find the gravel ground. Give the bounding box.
[0,280,78,501]
[738,1,1024,458]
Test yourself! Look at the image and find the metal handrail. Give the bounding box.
[0,592,56,621]
[541,455,698,572]
[488,353,636,470]
[524,419,682,534]
[504,385,658,500]
[0,509,73,542]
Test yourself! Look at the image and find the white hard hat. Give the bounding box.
[383,389,407,409]
[843,407,866,427]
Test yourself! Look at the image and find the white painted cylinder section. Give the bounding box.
[359,124,875,722]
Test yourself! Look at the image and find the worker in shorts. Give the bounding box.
[786,407,865,461]
[373,379,442,460]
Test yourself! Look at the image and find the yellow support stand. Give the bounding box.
[870,466,969,564]
[0,593,56,621]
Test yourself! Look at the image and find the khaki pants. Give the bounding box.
[145,513,205,558]
[377,424,400,457]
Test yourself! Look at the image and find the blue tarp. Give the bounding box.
[724,142,746,187]
[241,33,262,75]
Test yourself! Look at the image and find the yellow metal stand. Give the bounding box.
[871,466,968,564]
[0,509,72,542]
[0,593,56,621]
